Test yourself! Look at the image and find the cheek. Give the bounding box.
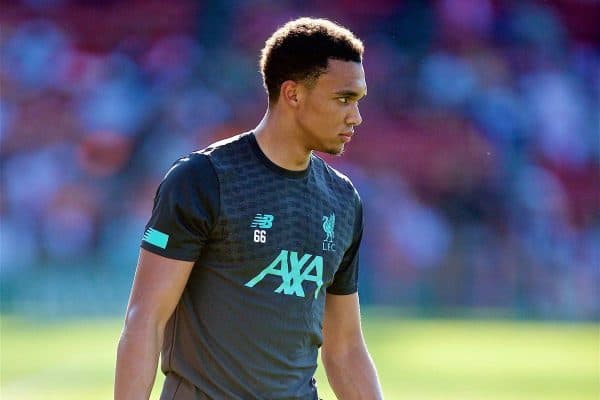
[300,101,326,127]
[306,101,341,126]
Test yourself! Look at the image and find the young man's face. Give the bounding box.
[296,59,367,155]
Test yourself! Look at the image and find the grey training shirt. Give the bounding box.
[141,132,363,400]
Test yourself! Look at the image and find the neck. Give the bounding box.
[253,107,312,171]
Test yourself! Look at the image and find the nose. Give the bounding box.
[346,103,363,127]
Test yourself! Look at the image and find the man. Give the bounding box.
[115,17,383,400]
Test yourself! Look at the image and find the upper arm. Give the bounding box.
[322,292,364,355]
[124,249,194,330]
[140,153,219,262]
[327,189,363,295]
[127,153,218,328]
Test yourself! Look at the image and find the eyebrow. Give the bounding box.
[334,90,367,99]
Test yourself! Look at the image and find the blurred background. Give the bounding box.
[1,0,598,320]
[1,1,598,399]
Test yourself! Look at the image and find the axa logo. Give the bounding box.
[245,250,323,299]
[322,213,335,252]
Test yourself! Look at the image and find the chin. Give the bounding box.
[323,145,345,156]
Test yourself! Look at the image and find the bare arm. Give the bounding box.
[114,249,194,400]
[321,293,383,400]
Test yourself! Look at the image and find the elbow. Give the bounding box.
[123,304,150,332]
[117,303,168,363]
[321,338,366,367]
[121,302,169,339]
[321,350,340,374]
[321,344,350,370]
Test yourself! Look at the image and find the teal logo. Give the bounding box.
[142,228,169,249]
[245,250,323,299]
[322,213,335,252]
[251,213,274,229]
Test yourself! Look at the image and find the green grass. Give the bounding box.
[1,313,597,399]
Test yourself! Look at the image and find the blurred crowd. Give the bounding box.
[1,0,598,319]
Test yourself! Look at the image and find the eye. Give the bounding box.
[338,97,349,104]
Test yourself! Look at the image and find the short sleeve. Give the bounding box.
[140,153,219,262]
[326,192,363,295]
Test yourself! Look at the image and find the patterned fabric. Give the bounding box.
[142,132,363,399]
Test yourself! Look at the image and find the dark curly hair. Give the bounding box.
[260,17,364,104]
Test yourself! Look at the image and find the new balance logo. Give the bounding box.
[142,228,169,249]
[245,250,323,299]
[250,213,274,229]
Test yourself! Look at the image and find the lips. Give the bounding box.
[339,132,353,143]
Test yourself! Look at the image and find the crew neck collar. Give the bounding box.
[246,132,311,179]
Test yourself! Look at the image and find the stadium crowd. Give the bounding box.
[1,0,598,319]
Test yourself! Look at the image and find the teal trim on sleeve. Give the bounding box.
[142,228,169,249]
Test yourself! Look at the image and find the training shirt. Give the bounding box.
[141,132,363,400]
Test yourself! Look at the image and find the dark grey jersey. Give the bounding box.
[141,132,363,400]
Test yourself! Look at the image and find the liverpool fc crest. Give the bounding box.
[322,213,335,251]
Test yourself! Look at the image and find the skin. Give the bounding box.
[115,59,382,399]
[255,59,382,399]
[115,250,194,400]
[254,59,367,170]
[322,292,384,400]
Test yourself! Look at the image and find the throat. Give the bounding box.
[254,131,312,171]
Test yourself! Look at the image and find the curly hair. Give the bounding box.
[260,17,364,104]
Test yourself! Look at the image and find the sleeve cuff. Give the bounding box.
[140,242,199,262]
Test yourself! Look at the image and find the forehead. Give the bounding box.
[316,59,367,95]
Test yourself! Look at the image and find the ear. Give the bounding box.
[280,80,301,108]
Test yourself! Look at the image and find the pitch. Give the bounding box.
[1,312,597,399]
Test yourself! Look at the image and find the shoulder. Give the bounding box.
[163,152,215,185]
[312,154,361,203]
[162,132,251,183]
[200,132,250,157]
[155,152,220,217]
[191,132,256,174]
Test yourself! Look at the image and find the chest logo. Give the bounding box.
[251,213,274,229]
[245,250,323,299]
[322,213,336,252]
[251,213,274,243]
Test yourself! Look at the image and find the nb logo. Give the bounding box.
[250,213,274,229]
[245,250,323,299]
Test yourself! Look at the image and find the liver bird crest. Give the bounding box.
[322,213,335,242]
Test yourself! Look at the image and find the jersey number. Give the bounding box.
[253,229,267,243]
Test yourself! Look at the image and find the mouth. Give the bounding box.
[339,131,353,143]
